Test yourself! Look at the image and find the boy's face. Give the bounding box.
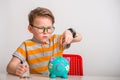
[28,16,54,43]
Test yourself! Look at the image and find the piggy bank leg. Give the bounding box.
[62,74,68,79]
[49,73,56,78]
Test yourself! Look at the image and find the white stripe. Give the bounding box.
[28,47,60,60]
[30,61,49,69]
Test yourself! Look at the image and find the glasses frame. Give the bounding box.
[31,24,55,34]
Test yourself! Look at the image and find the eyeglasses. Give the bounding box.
[31,24,55,34]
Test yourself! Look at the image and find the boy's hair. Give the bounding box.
[28,7,55,25]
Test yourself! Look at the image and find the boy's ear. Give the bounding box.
[28,25,33,33]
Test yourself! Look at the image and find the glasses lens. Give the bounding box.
[47,27,55,33]
[32,25,55,34]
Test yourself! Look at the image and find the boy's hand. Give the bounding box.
[60,30,73,45]
[15,64,29,77]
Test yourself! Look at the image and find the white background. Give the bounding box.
[0,0,120,77]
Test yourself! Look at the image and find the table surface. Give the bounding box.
[0,73,120,80]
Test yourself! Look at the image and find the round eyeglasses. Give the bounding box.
[31,24,55,34]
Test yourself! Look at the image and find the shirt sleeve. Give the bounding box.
[13,42,26,63]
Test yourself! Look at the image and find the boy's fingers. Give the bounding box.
[18,64,25,68]
[15,64,27,77]
[64,35,73,44]
[63,37,70,45]
[16,69,23,77]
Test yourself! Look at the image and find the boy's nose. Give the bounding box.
[43,28,48,33]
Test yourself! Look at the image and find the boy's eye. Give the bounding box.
[41,27,44,29]
[47,27,52,29]
[38,27,44,29]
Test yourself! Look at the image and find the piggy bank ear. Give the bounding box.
[50,57,55,62]
[65,57,70,62]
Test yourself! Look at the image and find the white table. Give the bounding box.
[0,73,120,80]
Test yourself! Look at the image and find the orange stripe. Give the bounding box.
[17,47,26,58]
[24,41,36,46]
[28,51,63,65]
[49,34,57,42]
[59,34,62,40]
[28,56,50,65]
[49,34,62,43]
[27,48,43,55]
[30,66,48,74]
[52,51,63,57]
[59,44,64,51]
[58,35,64,51]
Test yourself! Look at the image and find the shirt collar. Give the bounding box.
[32,37,50,45]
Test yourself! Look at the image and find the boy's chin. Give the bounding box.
[41,39,48,43]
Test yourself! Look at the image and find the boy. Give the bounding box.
[6,7,82,77]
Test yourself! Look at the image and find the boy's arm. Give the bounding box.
[6,56,21,75]
[7,56,29,77]
[72,32,82,42]
[60,29,82,45]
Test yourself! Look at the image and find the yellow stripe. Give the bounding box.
[17,47,26,58]
[30,66,48,74]
[28,56,50,65]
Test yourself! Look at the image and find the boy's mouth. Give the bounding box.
[42,36,48,39]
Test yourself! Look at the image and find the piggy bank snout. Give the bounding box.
[56,64,64,72]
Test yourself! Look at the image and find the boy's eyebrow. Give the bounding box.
[33,25,53,28]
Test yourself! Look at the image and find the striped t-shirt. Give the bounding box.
[13,34,69,75]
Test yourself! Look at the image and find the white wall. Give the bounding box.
[0,0,120,77]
